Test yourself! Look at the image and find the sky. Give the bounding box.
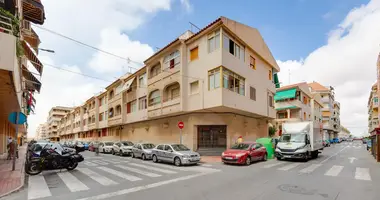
[27,0,380,137]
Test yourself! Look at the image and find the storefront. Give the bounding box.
[197,125,227,149]
[370,128,380,162]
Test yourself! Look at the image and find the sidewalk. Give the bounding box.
[0,145,26,198]
[200,156,221,163]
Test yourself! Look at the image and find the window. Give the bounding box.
[139,96,147,110]
[269,70,272,80]
[116,105,121,115]
[208,68,220,90]
[99,113,104,121]
[250,87,256,101]
[250,56,256,69]
[278,112,287,119]
[190,46,199,61]
[314,116,317,120]
[131,100,137,113]
[208,30,220,53]
[268,94,274,107]
[157,145,164,150]
[109,108,114,118]
[149,90,161,106]
[109,90,114,100]
[190,81,199,94]
[222,68,245,95]
[139,73,146,87]
[171,87,180,99]
[223,34,245,61]
[99,97,103,106]
[91,115,95,123]
[164,145,172,151]
[164,50,180,69]
[150,64,161,78]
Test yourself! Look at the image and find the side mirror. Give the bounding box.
[168,149,173,152]
[250,147,255,151]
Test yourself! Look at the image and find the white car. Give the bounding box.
[112,141,134,156]
[99,142,114,153]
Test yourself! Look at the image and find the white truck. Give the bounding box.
[275,121,323,161]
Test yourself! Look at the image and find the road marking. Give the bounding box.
[299,164,321,173]
[28,175,52,200]
[129,163,177,174]
[143,162,183,170]
[348,157,357,163]
[76,172,209,200]
[277,163,301,171]
[91,160,109,165]
[320,146,348,164]
[199,164,212,167]
[97,166,142,181]
[57,171,89,192]
[324,165,343,177]
[106,160,121,164]
[355,168,371,181]
[262,162,283,169]
[83,161,98,167]
[115,165,161,177]
[76,168,118,186]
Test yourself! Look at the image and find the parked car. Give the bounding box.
[222,142,267,165]
[112,141,134,156]
[151,144,200,166]
[363,139,367,144]
[99,142,114,153]
[131,143,155,160]
[27,141,49,163]
[83,142,89,150]
[323,140,331,147]
[367,140,372,151]
[74,141,85,152]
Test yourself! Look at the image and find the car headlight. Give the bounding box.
[235,153,246,158]
[221,152,225,156]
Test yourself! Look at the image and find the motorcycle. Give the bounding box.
[25,143,84,175]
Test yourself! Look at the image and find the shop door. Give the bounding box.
[197,125,227,148]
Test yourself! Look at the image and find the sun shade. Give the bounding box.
[274,88,297,101]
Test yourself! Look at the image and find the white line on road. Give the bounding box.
[324,165,344,177]
[91,160,109,165]
[76,173,208,200]
[115,165,161,177]
[83,161,98,167]
[319,146,348,164]
[299,164,322,173]
[355,168,371,181]
[97,166,142,181]
[262,162,284,169]
[57,171,89,192]
[129,163,177,174]
[76,168,118,186]
[199,164,212,167]
[277,163,301,171]
[28,175,52,200]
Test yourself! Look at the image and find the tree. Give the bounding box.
[268,126,277,137]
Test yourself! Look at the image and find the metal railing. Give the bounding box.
[0,13,12,34]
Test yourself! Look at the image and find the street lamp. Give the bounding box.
[38,48,55,53]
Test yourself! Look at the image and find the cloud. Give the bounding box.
[322,12,333,20]
[28,0,190,137]
[180,0,193,13]
[277,0,380,136]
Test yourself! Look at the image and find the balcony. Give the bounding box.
[148,65,180,86]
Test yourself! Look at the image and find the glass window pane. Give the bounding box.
[223,73,228,89]
[208,37,214,53]
[239,80,245,95]
[240,47,245,61]
[223,35,229,51]
[215,33,220,50]
[235,45,240,58]
[214,71,220,88]
[209,74,215,89]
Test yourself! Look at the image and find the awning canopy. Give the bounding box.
[22,41,43,75]
[276,105,297,111]
[274,88,297,101]
[22,27,40,53]
[122,77,136,91]
[22,65,41,92]
[274,73,280,88]
[22,0,45,25]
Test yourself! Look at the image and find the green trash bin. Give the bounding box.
[256,137,275,159]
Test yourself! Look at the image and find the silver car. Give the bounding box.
[112,141,134,156]
[151,144,201,166]
[99,142,114,153]
[131,143,155,160]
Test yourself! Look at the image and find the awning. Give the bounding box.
[22,65,41,92]
[22,0,45,25]
[276,105,297,111]
[274,88,297,101]
[274,73,280,88]
[122,77,136,91]
[22,27,40,53]
[22,41,43,75]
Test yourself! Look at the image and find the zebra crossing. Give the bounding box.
[261,160,373,181]
[27,158,219,200]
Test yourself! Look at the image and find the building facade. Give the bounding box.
[35,123,47,140]
[273,82,323,135]
[368,82,379,133]
[46,106,72,141]
[0,0,45,156]
[53,16,281,155]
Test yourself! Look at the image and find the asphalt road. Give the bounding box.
[2,141,379,200]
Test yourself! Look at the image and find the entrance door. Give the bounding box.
[197,125,227,149]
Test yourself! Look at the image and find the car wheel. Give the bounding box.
[262,153,267,161]
[174,157,181,166]
[111,149,115,155]
[152,155,158,163]
[103,149,105,154]
[120,150,123,156]
[142,154,146,160]
[245,157,251,165]
[132,153,135,158]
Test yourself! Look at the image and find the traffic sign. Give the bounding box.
[178,121,184,129]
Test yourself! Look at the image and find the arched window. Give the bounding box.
[115,105,121,116]
[109,90,114,100]
[149,90,161,106]
[109,108,114,118]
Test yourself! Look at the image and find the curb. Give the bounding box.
[0,154,26,199]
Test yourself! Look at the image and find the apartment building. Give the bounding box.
[273,82,323,135]
[35,123,47,140]
[308,82,339,140]
[47,106,72,141]
[0,0,45,156]
[368,82,379,133]
[338,126,350,139]
[56,16,280,154]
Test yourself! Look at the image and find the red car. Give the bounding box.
[221,142,267,165]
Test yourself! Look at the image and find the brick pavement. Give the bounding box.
[0,145,26,198]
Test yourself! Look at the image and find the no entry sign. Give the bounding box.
[178,121,184,129]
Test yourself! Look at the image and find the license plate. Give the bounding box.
[284,155,291,158]
[191,158,200,162]
[224,157,233,160]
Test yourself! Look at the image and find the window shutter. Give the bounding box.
[190,47,198,61]
[170,59,175,68]
[250,87,256,101]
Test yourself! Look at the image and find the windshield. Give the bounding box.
[122,141,133,146]
[142,143,155,149]
[171,144,190,151]
[230,143,251,150]
[105,142,114,146]
[43,143,65,154]
[279,134,306,143]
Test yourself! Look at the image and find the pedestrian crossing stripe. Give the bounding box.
[57,171,89,192]
[277,163,301,171]
[76,168,118,186]
[324,165,343,176]
[97,166,142,181]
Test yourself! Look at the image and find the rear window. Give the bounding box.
[122,141,134,146]
[143,143,155,149]
[105,142,114,146]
